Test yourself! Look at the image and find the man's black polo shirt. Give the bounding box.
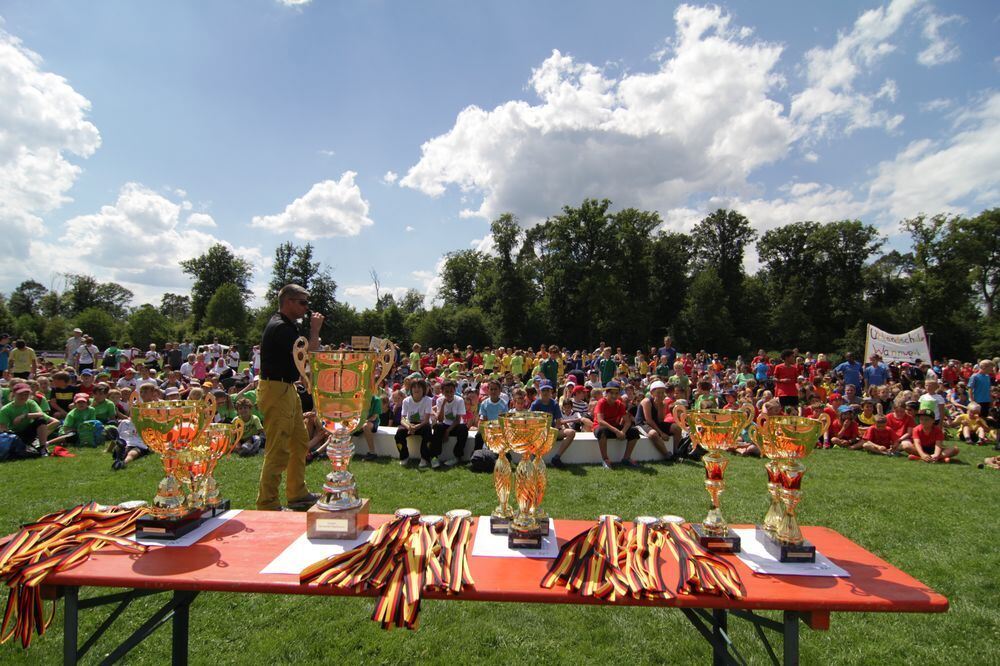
[260,313,302,383]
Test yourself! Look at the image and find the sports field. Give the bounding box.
[1,446,997,664]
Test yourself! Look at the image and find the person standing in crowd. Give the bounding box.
[166,342,183,372]
[0,333,11,378]
[969,359,994,413]
[9,339,37,379]
[773,349,800,411]
[255,284,323,511]
[73,336,100,373]
[836,352,863,392]
[863,353,889,390]
[657,336,677,375]
[65,328,84,364]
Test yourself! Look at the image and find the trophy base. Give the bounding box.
[135,509,206,540]
[490,516,511,534]
[762,531,816,563]
[693,524,741,553]
[204,499,231,517]
[537,518,550,536]
[306,498,370,540]
[508,525,543,549]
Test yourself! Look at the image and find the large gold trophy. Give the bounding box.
[481,419,513,534]
[130,396,217,539]
[747,413,830,562]
[500,412,551,549]
[672,405,753,552]
[295,336,395,539]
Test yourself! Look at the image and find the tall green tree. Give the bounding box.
[263,242,338,341]
[438,250,484,307]
[204,284,249,338]
[62,274,133,319]
[73,308,118,349]
[180,244,253,328]
[956,208,1000,318]
[126,305,173,350]
[690,209,756,322]
[9,280,48,317]
[159,293,191,320]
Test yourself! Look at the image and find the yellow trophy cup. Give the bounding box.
[747,413,830,562]
[672,405,753,552]
[481,419,513,534]
[295,336,395,539]
[501,412,550,549]
[531,426,556,536]
[197,421,244,516]
[130,395,217,539]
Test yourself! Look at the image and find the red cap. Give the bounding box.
[392,383,401,390]
[73,393,90,403]
[829,392,842,400]
[573,385,587,394]
[12,383,31,394]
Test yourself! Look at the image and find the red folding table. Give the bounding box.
[38,511,947,666]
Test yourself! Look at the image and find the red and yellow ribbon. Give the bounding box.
[541,516,646,602]
[662,523,745,600]
[0,503,149,649]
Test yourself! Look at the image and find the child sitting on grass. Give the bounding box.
[861,414,897,456]
[901,409,960,463]
[830,406,862,450]
[954,403,992,445]
[235,397,265,456]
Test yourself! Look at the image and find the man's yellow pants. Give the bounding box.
[255,379,310,510]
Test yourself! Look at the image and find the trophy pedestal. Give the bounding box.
[306,498,370,540]
[537,518,550,536]
[692,524,741,553]
[135,509,206,540]
[204,499,231,518]
[490,516,511,534]
[507,525,543,549]
[762,532,816,563]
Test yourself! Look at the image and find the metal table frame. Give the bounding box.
[55,584,818,666]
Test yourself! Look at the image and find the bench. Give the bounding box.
[354,426,675,464]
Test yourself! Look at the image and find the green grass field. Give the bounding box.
[1,444,998,665]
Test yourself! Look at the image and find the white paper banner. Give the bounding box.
[864,324,932,363]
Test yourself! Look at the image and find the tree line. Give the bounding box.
[1,203,997,359]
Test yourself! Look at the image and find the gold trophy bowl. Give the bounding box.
[750,413,831,562]
[672,405,753,552]
[197,421,244,515]
[500,412,550,549]
[481,419,513,533]
[295,336,395,539]
[130,396,217,539]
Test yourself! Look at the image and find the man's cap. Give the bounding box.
[917,408,935,418]
[72,328,82,334]
[837,405,853,414]
[164,387,180,397]
[573,385,588,394]
[12,383,31,394]
[605,381,621,391]
[648,380,667,392]
[81,369,94,376]
[124,367,135,373]
[538,381,554,390]
[73,393,90,403]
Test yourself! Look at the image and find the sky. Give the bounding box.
[0,0,997,310]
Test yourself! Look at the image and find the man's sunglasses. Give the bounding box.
[295,299,309,306]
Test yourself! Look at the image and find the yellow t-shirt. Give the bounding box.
[500,354,511,372]
[9,347,36,374]
[954,413,987,431]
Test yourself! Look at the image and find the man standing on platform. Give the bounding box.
[255,284,324,511]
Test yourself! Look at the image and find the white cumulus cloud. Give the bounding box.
[185,212,217,228]
[250,171,374,240]
[917,10,962,67]
[382,171,398,185]
[401,4,793,225]
[0,27,101,277]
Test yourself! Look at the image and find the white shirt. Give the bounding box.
[116,376,137,390]
[179,362,194,378]
[252,348,261,371]
[75,344,99,364]
[437,395,466,426]
[401,395,433,425]
[145,350,159,362]
[117,419,147,451]
[227,350,240,369]
[208,344,222,362]
[66,336,83,360]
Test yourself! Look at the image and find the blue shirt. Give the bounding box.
[969,372,992,403]
[657,346,677,368]
[478,398,509,422]
[863,363,889,386]
[529,399,561,427]
[0,344,10,372]
[836,361,863,388]
[754,362,769,381]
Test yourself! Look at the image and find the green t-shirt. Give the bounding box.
[736,372,755,386]
[656,364,671,379]
[598,358,616,384]
[483,353,496,371]
[510,355,524,376]
[540,358,558,385]
[693,393,717,411]
[237,414,264,440]
[0,399,43,432]
[91,400,117,423]
[217,404,238,423]
[62,406,97,434]
[669,374,691,396]
[409,351,421,371]
[101,346,120,370]
[367,395,382,421]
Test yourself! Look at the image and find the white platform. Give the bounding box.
[353,426,674,464]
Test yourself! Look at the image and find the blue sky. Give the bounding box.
[1,0,997,308]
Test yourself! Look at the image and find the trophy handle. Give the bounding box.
[738,405,755,430]
[746,423,763,449]
[756,411,768,429]
[203,392,218,426]
[672,403,688,430]
[230,419,245,449]
[816,412,831,436]
[369,337,396,389]
[293,336,312,393]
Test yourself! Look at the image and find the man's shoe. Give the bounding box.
[363,452,378,461]
[444,458,460,467]
[111,459,124,471]
[399,458,410,466]
[601,460,613,470]
[622,458,639,468]
[550,456,565,469]
[418,459,430,469]
[287,493,320,510]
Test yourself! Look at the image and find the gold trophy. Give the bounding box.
[130,396,217,539]
[531,426,556,536]
[748,414,830,562]
[672,405,753,552]
[481,419,513,534]
[501,412,550,549]
[295,335,395,539]
[197,421,244,516]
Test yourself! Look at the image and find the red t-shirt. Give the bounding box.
[810,360,831,380]
[941,366,959,385]
[885,412,915,441]
[863,426,894,447]
[836,420,860,440]
[912,424,944,452]
[773,364,799,397]
[594,397,627,430]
